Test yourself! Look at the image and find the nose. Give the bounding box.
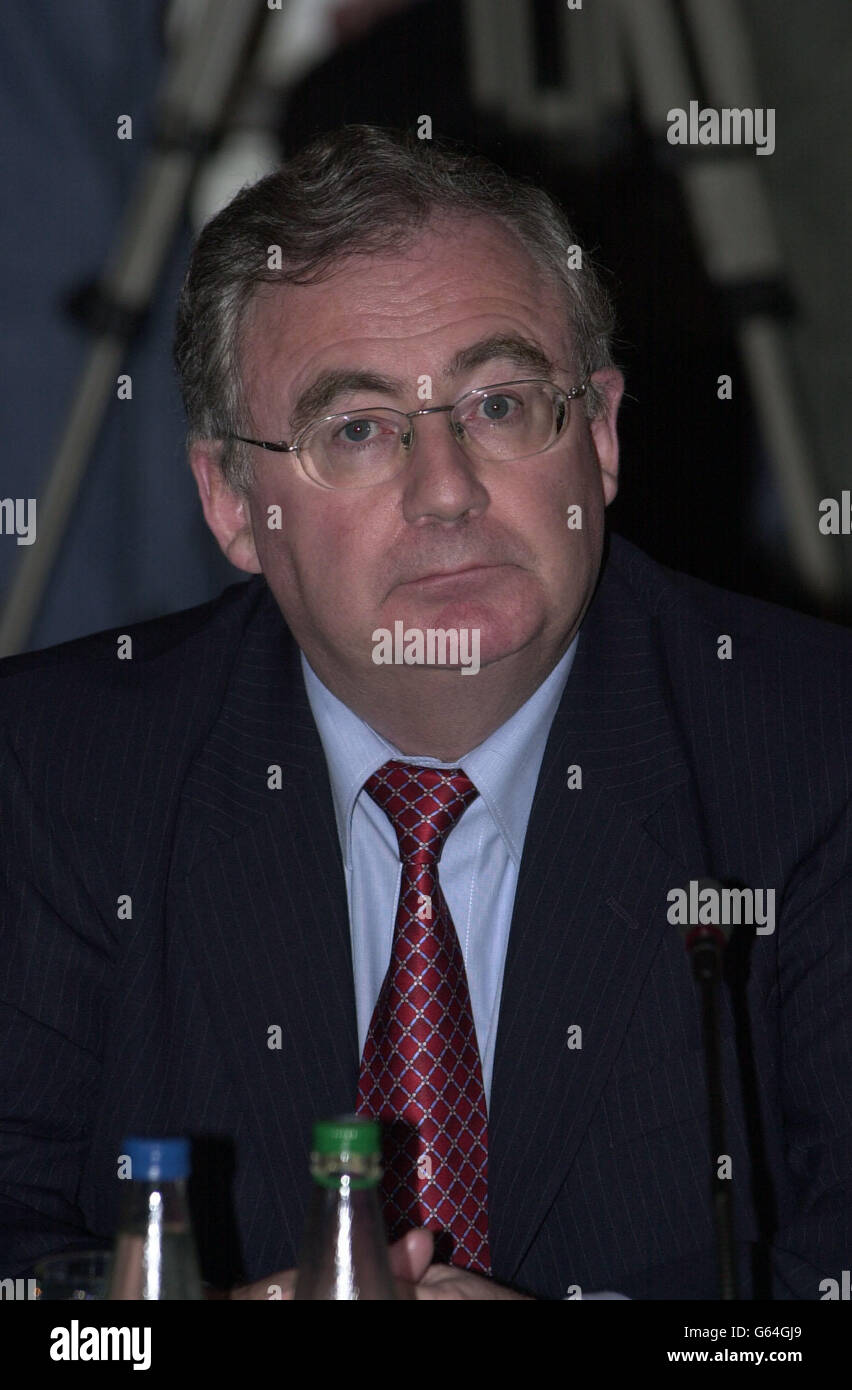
[400,410,490,525]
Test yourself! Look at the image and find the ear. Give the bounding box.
[189,441,262,574]
[586,368,623,507]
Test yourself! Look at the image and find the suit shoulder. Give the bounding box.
[606,532,852,679]
[0,574,269,732]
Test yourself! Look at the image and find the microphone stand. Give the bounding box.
[682,879,738,1300]
[0,0,270,657]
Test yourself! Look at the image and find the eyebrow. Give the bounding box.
[287,334,556,436]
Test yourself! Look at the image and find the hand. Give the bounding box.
[228,1229,430,1300]
[228,1228,532,1300]
[393,1230,533,1300]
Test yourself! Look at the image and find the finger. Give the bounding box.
[387,1228,435,1283]
[392,1275,420,1301]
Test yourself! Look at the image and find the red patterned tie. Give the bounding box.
[355,760,491,1274]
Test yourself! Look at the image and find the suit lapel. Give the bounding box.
[488,540,708,1281]
[169,581,359,1251]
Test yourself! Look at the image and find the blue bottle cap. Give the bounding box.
[122,1137,190,1181]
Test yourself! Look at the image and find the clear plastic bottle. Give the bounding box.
[293,1115,397,1300]
[107,1136,203,1300]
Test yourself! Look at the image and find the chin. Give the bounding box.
[372,568,552,666]
[405,609,542,671]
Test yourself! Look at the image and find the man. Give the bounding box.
[1,125,850,1301]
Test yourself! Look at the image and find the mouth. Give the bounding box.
[402,563,506,586]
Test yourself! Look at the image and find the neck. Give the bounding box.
[306,637,573,761]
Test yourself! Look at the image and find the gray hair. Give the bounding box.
[174,124,617,495]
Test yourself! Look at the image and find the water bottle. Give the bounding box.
[107,1136,203,1300]
[293,1115,397,1300]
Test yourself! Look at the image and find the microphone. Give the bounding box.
[680,877,735,982]
[676,878,738,1300]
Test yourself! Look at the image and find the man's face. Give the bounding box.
[194,215,622,696]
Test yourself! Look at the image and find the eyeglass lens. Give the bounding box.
[304,381,566,488]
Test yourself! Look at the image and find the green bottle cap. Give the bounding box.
[312,1115,381,1158]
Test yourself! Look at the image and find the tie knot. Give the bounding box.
[364,759,478,863]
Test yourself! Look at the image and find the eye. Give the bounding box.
[478,393,516,422]
[460,391,524,431]
[321,414,402,466]
[337,417,381,444]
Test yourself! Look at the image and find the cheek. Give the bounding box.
[515,462,604,594]
[506,465,592,551]
[270,494,382,613]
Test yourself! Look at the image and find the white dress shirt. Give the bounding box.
[300,634,578,1107]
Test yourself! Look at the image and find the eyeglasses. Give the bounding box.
[228,378,588,490]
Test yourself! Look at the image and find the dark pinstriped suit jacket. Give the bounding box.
[1,531,850,1298]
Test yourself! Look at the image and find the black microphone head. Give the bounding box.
[672,877,735,955]
[691,878,735,943]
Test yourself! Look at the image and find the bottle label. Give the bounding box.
[312,1173,379,1191]
[310,1151,381,1187]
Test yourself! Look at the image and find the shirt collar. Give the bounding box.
[301,635,578,869]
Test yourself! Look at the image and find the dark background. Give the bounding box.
[1,0,849,650]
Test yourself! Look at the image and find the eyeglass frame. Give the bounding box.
[226,377,589,489]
